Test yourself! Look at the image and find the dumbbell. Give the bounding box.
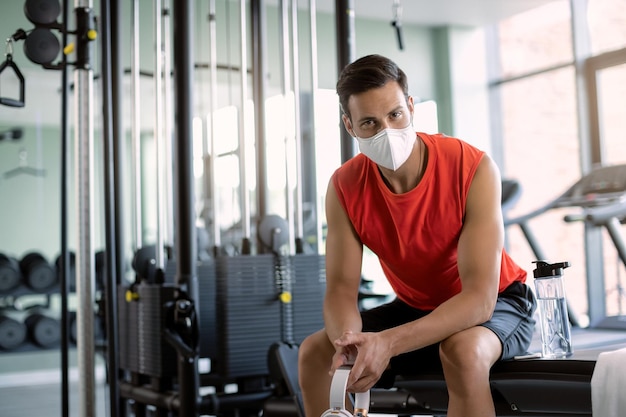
[69,310,104,345]
[69,311,77,345]
[20,252,57,291]
[24,309,60,348]
[0,312,27,350]
[0,253,22,293]
[95,250,106,292]
[54,251,108,292]
[55,252,76,292]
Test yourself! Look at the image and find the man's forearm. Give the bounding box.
[323,297,362,343]
[384,289,495,357]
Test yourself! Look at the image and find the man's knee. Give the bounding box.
[298,331,335,416]
[299,330,326,363]
[298,330,332,382]
[439,327,501,373]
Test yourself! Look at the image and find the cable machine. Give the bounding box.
[2,0,327,415]
[111,0,324,415]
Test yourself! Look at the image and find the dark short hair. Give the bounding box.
[336,54,409,118]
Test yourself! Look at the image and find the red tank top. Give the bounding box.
[332,132,526,310]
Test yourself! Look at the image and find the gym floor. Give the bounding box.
[0,350,422,417]
[0,378,107,417]
[0,350,107,417]
[0,369,405,417]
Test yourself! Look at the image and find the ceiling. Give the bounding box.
[314,0,559,27]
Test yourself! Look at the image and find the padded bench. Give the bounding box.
[265,327,626,416]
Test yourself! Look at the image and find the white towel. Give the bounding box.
[591,347,626,417]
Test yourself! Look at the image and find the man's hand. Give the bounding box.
[331,330,392,392]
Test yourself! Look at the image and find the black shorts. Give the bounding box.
[361,281,537,383]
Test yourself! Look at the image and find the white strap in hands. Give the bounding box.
[329,366,370,416]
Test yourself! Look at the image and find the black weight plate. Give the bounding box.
[24,0,61,25]
[23,28,60,65]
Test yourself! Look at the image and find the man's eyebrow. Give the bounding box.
[355,116,376,124]
[387,104,405,114]
[355,104,405,124]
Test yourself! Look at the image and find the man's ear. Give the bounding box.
[341,114,355,137]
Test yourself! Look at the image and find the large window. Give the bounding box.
[497,1,572,79]
[499,67,587,318]
[593,62,626,165]
[491,0,626,324]
[587,0,626,55]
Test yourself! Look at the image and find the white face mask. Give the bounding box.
[354,123,416,171]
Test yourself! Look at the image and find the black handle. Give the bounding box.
[0,55,25,107]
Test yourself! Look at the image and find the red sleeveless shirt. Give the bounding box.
[332,132,526,311]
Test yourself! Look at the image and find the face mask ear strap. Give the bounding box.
[342,113,355,137]
[0,40,26,108]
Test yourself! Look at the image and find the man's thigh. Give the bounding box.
[360,298,442,382]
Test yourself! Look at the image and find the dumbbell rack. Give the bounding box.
[0,251,105,353]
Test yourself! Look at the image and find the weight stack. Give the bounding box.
[215,254,281,378]
[136,284,178,377]
[118,284,178,377]
[164,260,217,360]
[118,286,139,373]
[289,254,326,344]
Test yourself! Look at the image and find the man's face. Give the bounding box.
[343,81,414,139]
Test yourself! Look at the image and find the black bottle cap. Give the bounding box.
[533,260,571,278]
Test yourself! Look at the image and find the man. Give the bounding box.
[298,54,536,417]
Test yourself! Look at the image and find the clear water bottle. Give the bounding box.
[533,261,573,358]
